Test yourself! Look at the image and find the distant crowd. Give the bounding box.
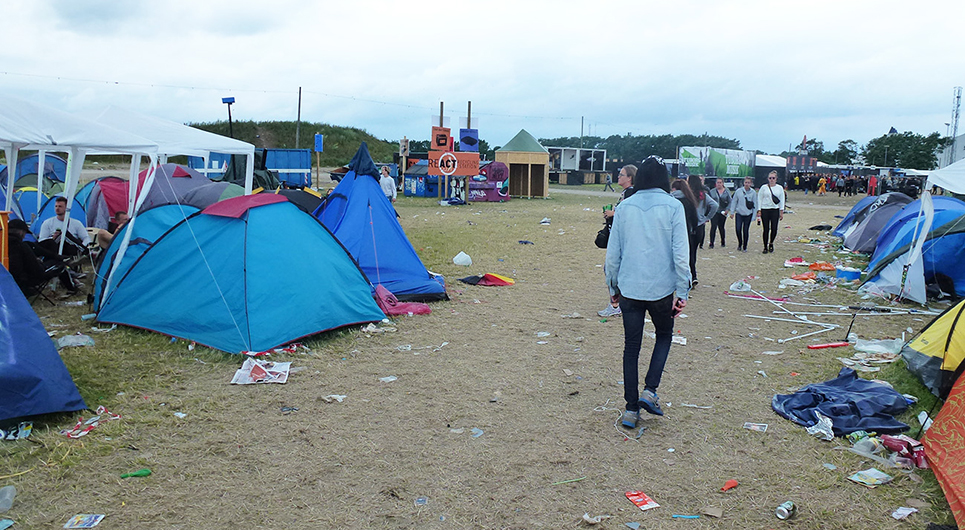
[787,173,925,199]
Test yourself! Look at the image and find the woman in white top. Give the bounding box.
[757,171,785,254]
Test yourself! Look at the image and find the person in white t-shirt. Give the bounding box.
[38,196,91,257]
[379,166,397,203]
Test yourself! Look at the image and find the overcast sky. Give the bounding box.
[3,0,963,156]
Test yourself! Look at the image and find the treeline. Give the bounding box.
[190,120,397,166]
[537,133,741,162]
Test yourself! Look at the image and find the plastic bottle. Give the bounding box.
[0,485,16,512]
[853,437,883,454]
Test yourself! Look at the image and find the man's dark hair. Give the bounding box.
[633,157,670,193]
[55,196,68,205]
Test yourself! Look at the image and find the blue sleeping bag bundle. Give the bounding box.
[772,367,909,436]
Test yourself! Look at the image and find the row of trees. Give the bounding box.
[780,132,947,170]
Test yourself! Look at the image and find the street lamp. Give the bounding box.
[222,97,235,138]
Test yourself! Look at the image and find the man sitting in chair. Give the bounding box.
[7,219,78,295]
[38,196,91,257]
[97,210,129,249]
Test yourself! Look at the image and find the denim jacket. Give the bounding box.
[605,188,691,301]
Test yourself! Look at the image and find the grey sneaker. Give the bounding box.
[621,409,640,428]
[598,305,622,318]
[639,390,664,416]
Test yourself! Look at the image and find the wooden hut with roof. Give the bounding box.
[495,129,549,198]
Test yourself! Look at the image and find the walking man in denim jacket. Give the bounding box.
[605,158,691,428]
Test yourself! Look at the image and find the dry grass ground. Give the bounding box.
[1,185,955,529]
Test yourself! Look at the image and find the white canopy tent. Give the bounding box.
[0,93,159,255]
[926,158,965,194]
[89,107,256,200]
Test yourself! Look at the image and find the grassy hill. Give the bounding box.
[190,120,397,167]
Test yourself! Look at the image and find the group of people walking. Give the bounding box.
[598,164,786,429]
[600,169,787,321]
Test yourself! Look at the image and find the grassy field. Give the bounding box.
[0,187,956,529]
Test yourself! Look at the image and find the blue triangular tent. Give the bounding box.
[0,266,87,422]
[96,194,385,353]
[315,143,447,302]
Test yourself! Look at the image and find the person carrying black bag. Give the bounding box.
[597,164,636,317]
[708,178,731,248]
[757,171,785,254]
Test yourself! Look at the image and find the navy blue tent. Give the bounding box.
[315,143,447,302]
[841,192,913,252]
[0,266,86,422]
[96,194,384,353]
[832,195,878,238]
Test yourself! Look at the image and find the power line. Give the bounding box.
[0,70,580,122]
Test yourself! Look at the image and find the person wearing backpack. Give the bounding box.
[757,171,785,254]
[730,176,758,252]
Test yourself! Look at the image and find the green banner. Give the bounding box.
[680,147,755,179]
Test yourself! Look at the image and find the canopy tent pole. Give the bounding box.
[58,147,86,256]
[127,155,140,214]
[3,146,19,214]
[244,153,254,194]
[100,154,158,312]
[36,150,46,216]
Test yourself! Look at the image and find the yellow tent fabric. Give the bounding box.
[901,299,965,398]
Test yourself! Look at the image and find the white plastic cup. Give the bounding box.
[0,484,16,512]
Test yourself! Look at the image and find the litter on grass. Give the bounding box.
[805,411,834,441]
[891,507,918,520]
[63,514,106,528]
[625,490,660,512]
[1,422,32,441]
[743,422,768,432]
[582,513,611,524]
[56,334,95,349]
[230,359,291,385]
[60,406,121,439]
[848,468,893,488]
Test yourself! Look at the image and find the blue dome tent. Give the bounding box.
[315,143,447,302]
[0,266,86,422]
[96,194,384,353]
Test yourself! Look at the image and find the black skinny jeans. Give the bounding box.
[709,213,727,246]
[734,213,752,249]
[760,208,780,247]
[620,294,675,411]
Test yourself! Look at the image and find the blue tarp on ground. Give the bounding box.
[96,194,384,353]
[0,266,86,422]
[772,368,909,436]
[315,143,447,302]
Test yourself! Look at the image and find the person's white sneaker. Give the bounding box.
[598,305,622,317]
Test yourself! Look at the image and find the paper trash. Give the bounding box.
[230,358,291,385]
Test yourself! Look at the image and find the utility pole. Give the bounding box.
[950,86,962,166]
[295,87,302,149]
